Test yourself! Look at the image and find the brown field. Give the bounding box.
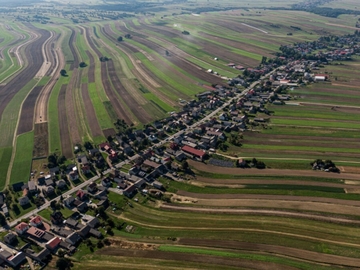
[58,84,72,158]
[178,238,360,268]
[189,160,360,179]
[81,83,102,137]
[86,51,95,83]
[84,27,102,58]
[107,59,151,124]
[17,86,43,135]
[33,123,49,158]
[102,128,116,138]
[0,26,50,121]
[65,68,81,145]
[68,28,79,70]
[96,247,297,270]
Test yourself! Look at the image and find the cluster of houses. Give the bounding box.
[0,211,102,268]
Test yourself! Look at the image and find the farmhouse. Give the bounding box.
[15,222,29,234]
[29,216,43,227]
[181,145,206,160]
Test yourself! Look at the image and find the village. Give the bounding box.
[0,30,357,269]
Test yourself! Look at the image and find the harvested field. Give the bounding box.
[81,84,102,137]
[58,85,72,158]
[189,160,360,180]
[65,69,81,145]
[178,239,360,268]
[96,247,297,270]
[102,128,116,138]
[101,61,132,124]
[86,51,95,83]
[68,28,79,70]
[0,26,50,121]
[107,59,151,124]
[17,86,43,135]
[33,123,48,158]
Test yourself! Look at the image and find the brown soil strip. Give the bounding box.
[33,123,48,158]
[0,26,50,121]
[17,86,43,135]
[68,28,79,70]
[179,238,360,268]
[107,59,151,124]
[189,160,360,180]
[86,51,95,83]
[177,191,360,207]
[96,247,297,270]
[102,128,116,138]
[101,61,132,124]
[161,204,360,225]
[65,68,81,145]
[81,83,102,137]
[58,85,72,158]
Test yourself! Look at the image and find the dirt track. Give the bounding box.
[81,83,103,137]
[96,247,297,270]
[58,85,73,158]
[178,238,360,268]
[189,160,360,180]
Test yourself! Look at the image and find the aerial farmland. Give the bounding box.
[0,0,360,269]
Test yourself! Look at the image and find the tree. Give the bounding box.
[117,36,123,42]
[50,200,57,209]
[181,160,189,171]
[60,69,67,76]
[56,258,73,270]
[79,62,87,68]
[97,240,104,248]
[0,213,6,226]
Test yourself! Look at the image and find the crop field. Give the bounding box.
[1,0,360,267]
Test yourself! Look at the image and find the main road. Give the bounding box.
[2,67,280,230]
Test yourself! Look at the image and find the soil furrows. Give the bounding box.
[33,123,48,158]
[57,85,72,158]
[17,86,43,135]
[106,59,151,124]
[0,26,50,121]
[100,25,176,107]
[86,51,95,83]
[124,22,226,85]
[65,68,81,145]
[81,83,103,137]
[68,28,79,70]
[178,238,360,268]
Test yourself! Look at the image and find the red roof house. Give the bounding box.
[181,146,206,160]
[29,216,43,227]
[46,237,61,251]
[15,222,29,235]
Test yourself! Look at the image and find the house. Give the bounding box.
[69,171,79,181]
[152,181,163,190]
[88,148,100,157]
[49,166,60,176]
[45,186,55,196]
[57,179,67,189]
[2,204,9,216]
[175,151,187,162]
[65,232,81,245]
[37,177,45,185]
[101,178,112,188]
[46,237,61,251]
[64,218,78,229]
[77,202,88,213]
[50,211,63,225]
[28,181,37,194]
[15,222,29,235]
[87,217,100,228]
[76,190,87,201]
[18,196,30,206]
[134,179,146,189]
[27,226,45,240]
[2,251,26,268]
[89,228,102,238]
[97,199,109,208]
[4,233,17,245]
[143,160,167,174]
[87,182,98,194]
[29,216,43,227]
[181,145,206,161]
[77,224,91,238]
[123,184,137,198]
[45,179,54,186]
[35,248,51,262]
[78,155,89,165]
[64,196,75,208]
[81,165,91,175]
